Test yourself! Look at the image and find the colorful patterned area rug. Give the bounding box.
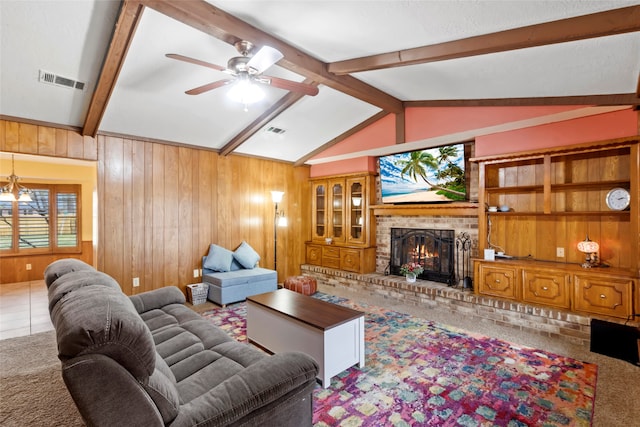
[201,293,597,427]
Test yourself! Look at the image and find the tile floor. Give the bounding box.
[0,280,53,341]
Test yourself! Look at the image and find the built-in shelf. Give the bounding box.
[486,211,631,217]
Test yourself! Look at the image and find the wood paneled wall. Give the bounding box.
[0,241,93,283]
[1,119,311,293]
[0,119,97,160]
[96,135,311,295]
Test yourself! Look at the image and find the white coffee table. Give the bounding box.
[246,289,365,388]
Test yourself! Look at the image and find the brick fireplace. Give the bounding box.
[389,227,456,285]
[376,214,479,288]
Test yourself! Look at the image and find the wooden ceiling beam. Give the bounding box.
[404,94,640,108]
[329,5,640,74]
[139,0,403,114]
[82,0,144,137]
[220,79,319,156]
[395,112,405,144]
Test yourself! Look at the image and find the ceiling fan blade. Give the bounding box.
[261,76,319,96]
[185,79,233,95]
[247,46,283,74]
[166,53,226,72]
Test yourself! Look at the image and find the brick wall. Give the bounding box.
[301,264,592,345]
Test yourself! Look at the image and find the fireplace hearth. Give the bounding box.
[390,228,455,285]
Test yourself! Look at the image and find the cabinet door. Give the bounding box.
[328,179,345,243]
[306,244,322,266]
[340,248,361,272]
[346,177,366,245]
[573,274,633,318]
[477,263,518,300]
[522,269,570,309]
[311,182,327,241]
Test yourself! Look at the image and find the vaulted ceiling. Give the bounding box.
[1,0,639,165]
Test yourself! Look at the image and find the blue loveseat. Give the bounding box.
[202,242,277,306]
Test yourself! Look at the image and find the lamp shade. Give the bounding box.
[17,191,32,202]
[577,237,599,253]
[0,189,15,201]
[271,191,284,203]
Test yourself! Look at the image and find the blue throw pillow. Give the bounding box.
[233,241,260,269]
[230,258,243,271]
[203,244,234,272]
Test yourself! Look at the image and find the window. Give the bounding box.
[0,184,81,254]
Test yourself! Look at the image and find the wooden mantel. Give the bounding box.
[371,202,479,216]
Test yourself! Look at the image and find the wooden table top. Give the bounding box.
[247,289,364,331]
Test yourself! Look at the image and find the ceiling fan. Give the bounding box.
[166,41,319,103]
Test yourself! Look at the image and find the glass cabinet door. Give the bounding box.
[312,182,326,240]
[347,177,366,245]
[329,181,344,242]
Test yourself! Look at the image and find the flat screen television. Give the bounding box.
[379,143,468,204]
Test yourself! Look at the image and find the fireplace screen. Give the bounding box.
[390,228,455,285]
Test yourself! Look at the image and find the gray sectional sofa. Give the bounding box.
[202,242,277,306]
[45,259,318,427]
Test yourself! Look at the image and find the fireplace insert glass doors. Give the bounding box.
[390,228,455,285]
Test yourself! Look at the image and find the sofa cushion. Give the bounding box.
[144,360,180,423]
[48,269,121,313]
[50,284,157,381]
[230,257,243,271]
[233,241,260,269]
[203,244,234,272]
[44,258,95,288]
[203,267,276,287]
[129,286,186,314]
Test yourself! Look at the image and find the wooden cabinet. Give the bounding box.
[476,263,519,300]
[522,268,571,309]
[306,243,376,273]
[573,273,634,318]
[307,173,376,273]
[475,258,637,319]
[472,137,639,319]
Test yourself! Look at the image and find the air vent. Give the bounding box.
[265,126,286,135]
[39,70,85,91]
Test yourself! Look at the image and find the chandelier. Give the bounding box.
[0,155,33,202]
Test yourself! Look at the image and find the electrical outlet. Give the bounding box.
[133,277,140,287]
[26,264,32,271]
[199,268,202,276]
[193,269,199,278]
[556,247,565,257]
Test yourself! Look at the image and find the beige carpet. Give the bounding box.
[0,331,83,426]
[1,287,639,426]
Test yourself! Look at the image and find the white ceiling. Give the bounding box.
[1,0,639,165]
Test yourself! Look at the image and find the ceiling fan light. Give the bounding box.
[227,80,264,105]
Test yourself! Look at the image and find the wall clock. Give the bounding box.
[605,187,631,211]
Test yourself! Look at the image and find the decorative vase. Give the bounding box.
[405,272,417,283]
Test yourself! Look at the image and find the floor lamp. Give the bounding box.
[271,191,287,271]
